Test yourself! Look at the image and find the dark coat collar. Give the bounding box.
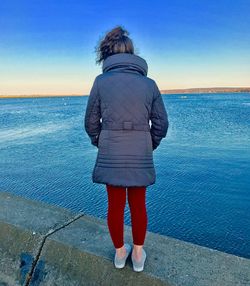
[102,53,148,76]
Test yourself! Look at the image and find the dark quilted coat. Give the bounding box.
[84,53,169,187]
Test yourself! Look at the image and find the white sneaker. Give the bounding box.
[114,243,132,269]
[131,248,147,272]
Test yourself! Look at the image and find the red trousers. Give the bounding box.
[106,184,148,248]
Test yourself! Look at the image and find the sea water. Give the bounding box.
[0,93,249,258]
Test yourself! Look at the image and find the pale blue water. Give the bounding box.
[0,93,249,258]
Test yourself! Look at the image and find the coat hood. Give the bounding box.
[102,53,148,76]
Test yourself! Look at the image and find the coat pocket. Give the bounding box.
[98,130,109,154]
[145,132,153,153]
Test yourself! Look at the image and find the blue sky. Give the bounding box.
[0,0,250,95]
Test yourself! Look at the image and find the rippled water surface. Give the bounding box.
[0,93,249,258]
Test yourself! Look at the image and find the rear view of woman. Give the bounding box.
[84,25,169,272]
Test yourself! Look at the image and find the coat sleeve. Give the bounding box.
[150,81,169,151]
[84,76,102,147]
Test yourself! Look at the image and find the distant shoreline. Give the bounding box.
[161,87,250,94]
[0,87,250,98]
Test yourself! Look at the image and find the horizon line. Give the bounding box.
[0,86,250,98]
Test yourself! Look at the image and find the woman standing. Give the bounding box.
[84,25,169,272]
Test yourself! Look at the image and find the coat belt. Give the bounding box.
[101,121,150,132]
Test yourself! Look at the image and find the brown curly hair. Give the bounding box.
[95,25,135,65]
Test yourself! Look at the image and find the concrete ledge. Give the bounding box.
[0,191,249,286]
